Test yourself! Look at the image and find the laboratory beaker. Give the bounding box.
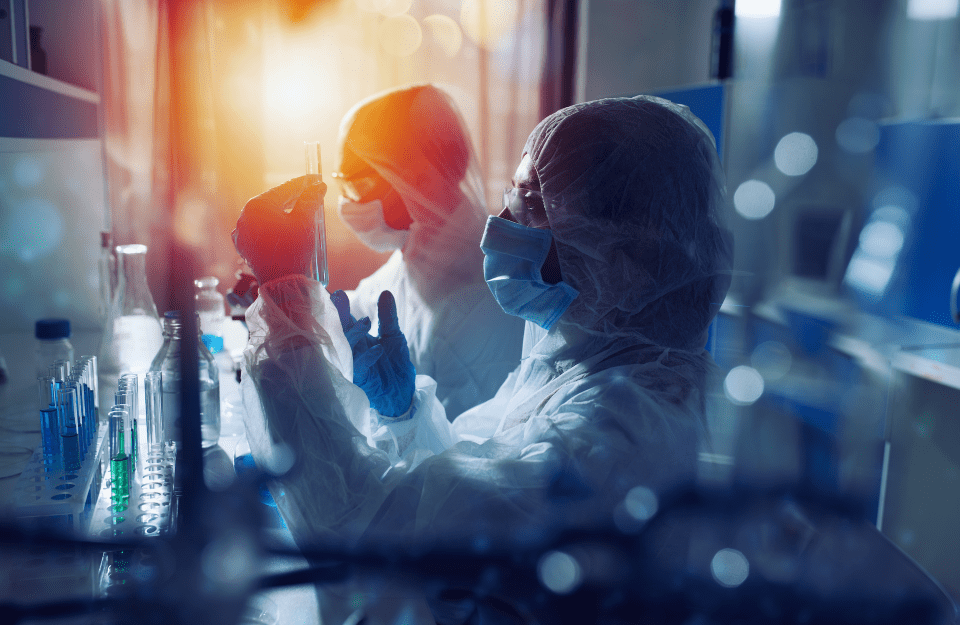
[100,244,164,379]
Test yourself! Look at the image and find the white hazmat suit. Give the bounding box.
[238,95,733,622]
[335,84,525,421]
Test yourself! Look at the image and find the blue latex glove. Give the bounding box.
[330,290,378,359]
[334,290,415,419]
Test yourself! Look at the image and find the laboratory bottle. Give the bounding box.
[149,311,221,448]
[100,244,163,379]
[201,334,241,432]
[195,276,227,340]
[35,318,74,379]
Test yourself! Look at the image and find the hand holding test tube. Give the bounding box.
[232,173,327,285]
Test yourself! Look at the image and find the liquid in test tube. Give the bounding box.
[304,141,329,287]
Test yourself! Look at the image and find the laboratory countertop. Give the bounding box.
[722,292,960,385]
[0,327,320,624]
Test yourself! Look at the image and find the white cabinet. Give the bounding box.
[0,0,107,333]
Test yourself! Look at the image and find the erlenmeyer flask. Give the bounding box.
[99,244,164,379]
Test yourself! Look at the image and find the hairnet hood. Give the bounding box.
[524,95,733,349]
[338,84,489,304]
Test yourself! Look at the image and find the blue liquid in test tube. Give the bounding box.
[58,386,81,473]
[38,375,60,461]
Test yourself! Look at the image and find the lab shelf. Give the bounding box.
[891,345,960,392]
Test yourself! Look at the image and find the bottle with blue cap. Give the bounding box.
[35,318,74,379]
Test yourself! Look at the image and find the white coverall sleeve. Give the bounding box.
[242,275,698,549]
[241,275,456,545]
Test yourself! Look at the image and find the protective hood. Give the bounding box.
[522,95,734,350]
[338,84,489,305]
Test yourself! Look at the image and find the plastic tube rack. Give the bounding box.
[9,421,109,534]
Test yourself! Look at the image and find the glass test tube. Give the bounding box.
[38,375,60,461]
[68,379,88,459]
[54,358,70,380]
[109,408,130,511]
[58,386,81,472]
[78,358,96,434]
[144,370,163,452]
[304,141,329,287]
[119,373,140,472]
[86,355,100,413]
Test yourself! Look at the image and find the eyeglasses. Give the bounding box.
[503,187,547,227]
[331,168,385,203]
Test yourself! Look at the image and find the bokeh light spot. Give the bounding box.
[355,0,390,13]
[0,198,64,262]
[380,0,413,17]
[845,254,894,295]
[724,366,764,405]
[624,486,658,521]
[751,341,792,381]
[733,180,776,220]
[774,132,818,176]
[873,186,917,214]
[836,117,880,154]
[13,156,43,188]
[711,548,750,587]
[424,14,463,57]
[538,551,582,594]
[460,0,520,48]
[378,14,423,57]
[860,221,904,258]
[873,205,910,228]
[173,196,213,248]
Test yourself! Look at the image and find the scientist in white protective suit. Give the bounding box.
[330,83,525,421]
[232,95,734,623]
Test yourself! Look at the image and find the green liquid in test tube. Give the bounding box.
[109,411,129,512]
[305,141,329,287]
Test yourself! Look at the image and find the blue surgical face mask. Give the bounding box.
[480,216,578,330]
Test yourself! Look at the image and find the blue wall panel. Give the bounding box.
[652,83,725,160]
[873,121,960,328]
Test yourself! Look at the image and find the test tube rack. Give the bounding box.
[91,443,177,598]
[89,444,178,543]
[9,421,109,534]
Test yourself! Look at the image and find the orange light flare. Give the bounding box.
[263,49,329,124]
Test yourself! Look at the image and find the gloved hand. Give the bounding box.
[232,175,326,285]
[345,291,416,419]
[227,272,260,310]
[330,290,378,359]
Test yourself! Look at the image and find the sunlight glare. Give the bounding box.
[378,14,423,56]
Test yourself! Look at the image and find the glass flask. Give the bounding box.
[100,244,164,379]
[149,311,221,448]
